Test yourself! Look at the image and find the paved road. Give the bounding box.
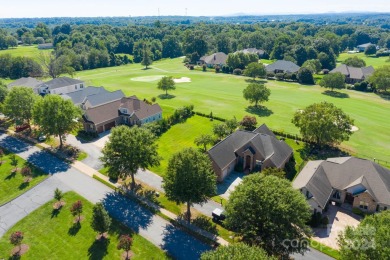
[0,132,211,260]
[292,247,334,260]
[66,133,224,217]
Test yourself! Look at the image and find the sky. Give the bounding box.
[0,0,389,18]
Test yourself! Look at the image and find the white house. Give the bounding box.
[38,77,85,95]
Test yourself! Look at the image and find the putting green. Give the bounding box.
[131,75,166,82]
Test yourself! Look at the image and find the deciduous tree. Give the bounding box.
[163,148,216,222]
[141,44,153,69]
[364,44,377,56]
[33,95,81,149]
[243,83,270,107]
[292,102,354,146]
[70,200,83,223]
[10,231,24,253]
[213,123,229,140]
[244,62,266,79]
[369,65,390,92]
[239,115,257,131]
[225,175,312,257]
[194,134,215,152]
[38,51,75,79]
[201,243,276,260]
[101,126,160,190]
[344,56,366,68]
[117,234,133,260]
[157,76,176,96]
[320,72,345,91]
[91,202,111,239]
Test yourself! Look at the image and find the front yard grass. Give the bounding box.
[0,149,47,205]
[0,191,170,259]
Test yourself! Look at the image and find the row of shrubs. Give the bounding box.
[143,105,195,137]
[194,111,226,122]
[346,81,374,92]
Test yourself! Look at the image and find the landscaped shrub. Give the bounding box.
[354,81,369,92]
[151,97,156,103]
[222,65,230,74]
[352,207,365,216]
[233,68,242,75]
[202,64,207,72]
[189,65,194,70]
[234,162,244,172]
[215,66,221,73]
[309,212,323,227]
[192,216,218,235]
[321,215,329,227]
[275,73,285,81]
[266,71,275,78]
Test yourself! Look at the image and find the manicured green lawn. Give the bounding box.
[0,192,170,259]
[0,45,51,61]
[0,150,47,205]
[337,52,389,68]
[60,58,390,163]
[150,115,216,176]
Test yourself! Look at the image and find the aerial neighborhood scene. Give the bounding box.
[1,0,390,259]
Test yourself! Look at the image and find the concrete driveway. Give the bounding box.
[312,204,361,249]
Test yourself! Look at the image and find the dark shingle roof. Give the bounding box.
[293,157,390,207]
[330,65,374,80]
[200,52,228,65]
[41,77,84,90]
[61,86,109,105]
[208,126,293,170]
[253,124,276,138]
[119,97,162,120]
[265,60,300,73]
[7,77,43,89]
[83,100,121,125]
[85,90,125,107]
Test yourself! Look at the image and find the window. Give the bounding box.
[359,201,368,210]
[80,84,84,88]
[333,191,341,200]
[75,85,77,89]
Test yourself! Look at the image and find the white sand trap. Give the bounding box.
[174,77,191,83]
[351,125,359,132]
[131,75,165,82]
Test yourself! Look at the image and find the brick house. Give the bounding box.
[293,157,390,214]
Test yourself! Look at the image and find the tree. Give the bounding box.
[117,234,133,260]
[216,34,231,54]
[320,72,345,91]
[225,175,312,257]
[213,123,229,140]
[33,95,81,149]
[302,59,322,74]
[297,67,314,84]
[38,51,75,79]
[225,117,239,134]
[3,87,38,128]
[0,81,8,103]
[201,243,276,260]
[70,200,83,223]
[10,231,24,253]
[292,102,354,146]
[194,134,215,152]
[163,148,216,222]
[243,83,270,107]
[21,166,32,182]
[162,35,182,58]
[91,202,111,239]
[141,44,153,69]
[369,65,390,92]
[244,62,266,79]
[338,210,390,260]
[101,126,160,190]
[54,188,64,209]
[318,52,336,70]
[260,167,286,179]
[239,115,257,131]
[344,56,366,68]
[364,44,377,56]
[0,148,4,165]
[10,154,18,172]
[157,76,176,96]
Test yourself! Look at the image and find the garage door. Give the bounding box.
[104,121,116,131]
[97,125,104,133]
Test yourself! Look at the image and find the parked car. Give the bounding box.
[212,208,226,222]
[15,124,30,132]
[37,134,46,142]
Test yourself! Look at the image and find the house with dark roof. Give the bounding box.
[330,64,374,84]
[208,124,293,182]
[61,86,110,106]
[293,157,390,214]
[7,77,44,93]
[199,52,228,68]
[37,77,85,95]
[235,48,266,58]
[356,43,376,52]
[37,43,54,50]
[83,96,162,133]
[265,60,300,74]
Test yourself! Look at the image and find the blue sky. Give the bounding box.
[0,0,389,18]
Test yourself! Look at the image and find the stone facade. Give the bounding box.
[352,192,377,213]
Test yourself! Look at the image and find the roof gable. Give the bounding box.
[41,77,84,90]
[265,60,300,73]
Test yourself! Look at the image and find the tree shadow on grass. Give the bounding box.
[18,181,30,190]
[4,171,16,180]
[158,94,176,100]
[299,143,350,162]
[245,79,268,84]
[8,254,21,260]
[88,237,110,260]
[141,67,152,71]
[51,208,61,218]
[68,222,81,236]
[376,92,390,101]
[322,90,349,99]
[245,105,273,117]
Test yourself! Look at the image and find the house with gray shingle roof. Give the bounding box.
[37,77,85,95]
[199,52,228,68]
[293,157,390,214]
[235,48,266,58]
[83,96,162,133]
[330,64,374,84]
[265,60,300,74]
[61,86,109,106]
[208,124,293,182]
[7,77,44,93]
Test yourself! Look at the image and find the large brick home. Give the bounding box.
[293,157,390,214]
[208,124,293,182]
[82,96,162,133]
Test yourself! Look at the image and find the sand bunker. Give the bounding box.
[174,77,191,83]
[131,75,165,82]
[351,125,359,132]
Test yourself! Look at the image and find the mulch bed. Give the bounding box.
[121,251,134,260]
[53,201,66,210]
[73,215,85,224]
[11,244,29,256]
[95,232,109,240]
